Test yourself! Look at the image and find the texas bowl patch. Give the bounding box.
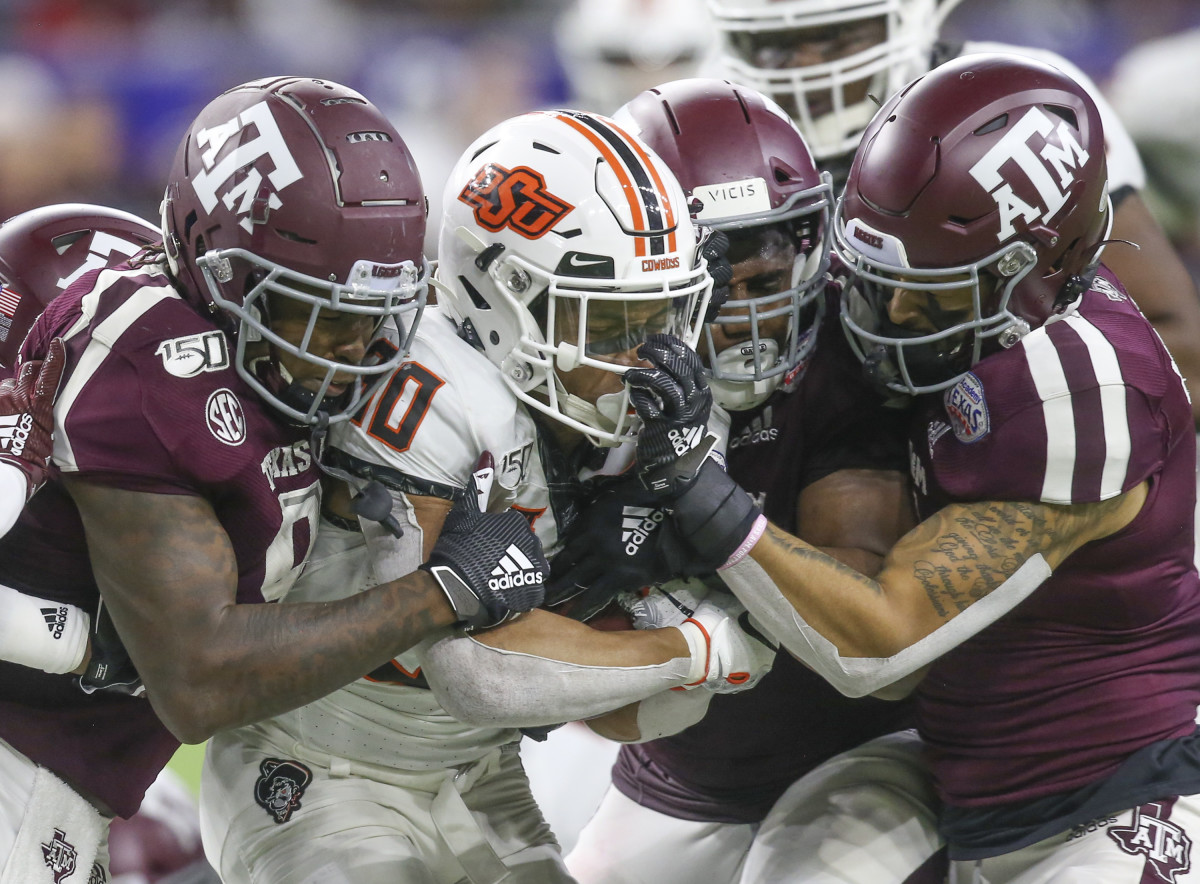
[944,372,989,443]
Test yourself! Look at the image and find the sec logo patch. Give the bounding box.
[206,388,246,446]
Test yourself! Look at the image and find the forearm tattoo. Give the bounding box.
[902,500,1050,618]
[765,500,1057,622]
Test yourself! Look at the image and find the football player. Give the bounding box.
[0,78,550,884]
[0,205,159,679]
[198,109,776,884]
[590,54,1200,881]
[707,0,1200,423]
[559,78,932,884]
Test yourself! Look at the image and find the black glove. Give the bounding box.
[77,601,145,698]
[545,475,678,622]
[421,488,548,631]
[625,335,715,497]
[0,338,65,500]
[668,458,764,576]
[699,229,733,323]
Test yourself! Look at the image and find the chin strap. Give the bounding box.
[310,420,404,538]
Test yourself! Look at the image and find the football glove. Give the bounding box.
[545,475,678,622]
[699,229,733,323]
[421,477,548,631]
[78,601,145,697]
[0,337,65,500]
[625,335,716,497]
[677,594,777,693]
[618,581,709,630]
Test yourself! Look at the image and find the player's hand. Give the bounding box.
[625,334,715,497]
[618,582,709,630]
[676,594,777,693]
[699,229,733,323]
[421,474,548,631]
[77,602,145,698]
[545,475,679,622]
[0,337,65,500]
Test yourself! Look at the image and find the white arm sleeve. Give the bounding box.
[627,688,713,743]
[0,583,90,674]
[421,633,694,728]
[0,465,28,537]
[718,553,1052,698]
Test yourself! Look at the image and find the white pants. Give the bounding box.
[948,795,1200,883]
[0,738,110,884]
[740,729,941,884]
[567,729,939,884]
[200,726,574,884]
[567,786,755,884]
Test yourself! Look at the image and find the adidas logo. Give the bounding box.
[730,407,778,449]
[0,412,32,457]
[41,606,67,640]
[621,506,664,556]
[668,425,704,457]
[487,544,544,591]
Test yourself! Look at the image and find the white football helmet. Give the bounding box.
[555,0,715,114]
[708,0,963,161]
[436,110,713,446]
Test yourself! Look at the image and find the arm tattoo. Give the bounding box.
[903,500,1050,619]
[765,523,884,595]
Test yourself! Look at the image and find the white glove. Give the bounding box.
[618,580,709,630]
[676,595,777,694]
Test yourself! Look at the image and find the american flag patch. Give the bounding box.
[0,285,20,320]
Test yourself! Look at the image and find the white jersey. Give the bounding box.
[265,307,559,770]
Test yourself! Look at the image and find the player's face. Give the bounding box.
[266,294,375,397]
[885,278,978,335]
[553,296,672,403]
[730,17,886,122]
[704,231,798,358]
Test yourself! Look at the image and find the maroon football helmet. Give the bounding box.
[835,53,1111,395]
[161,76,429,425]
[616,78,832,410]
[0,203,159,369]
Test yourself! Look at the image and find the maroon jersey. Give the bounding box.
[613,300,915,823]
[0,265,320,818]
[910,268,1200,808]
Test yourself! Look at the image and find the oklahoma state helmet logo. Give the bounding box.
[458,163,574,239]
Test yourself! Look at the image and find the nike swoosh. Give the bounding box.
[566,254,608,269]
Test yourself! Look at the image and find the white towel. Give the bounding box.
[0,766,107,884]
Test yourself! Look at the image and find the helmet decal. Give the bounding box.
[968,107,1091,241]
[435,109,712,445]
[190,100,304,233]
[836,54,1110,396]
[552,110,678,255]
[457,163,575,239]
[161,78,429,427]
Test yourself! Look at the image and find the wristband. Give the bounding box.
[0,466,29,535]
[0,583,89,673]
